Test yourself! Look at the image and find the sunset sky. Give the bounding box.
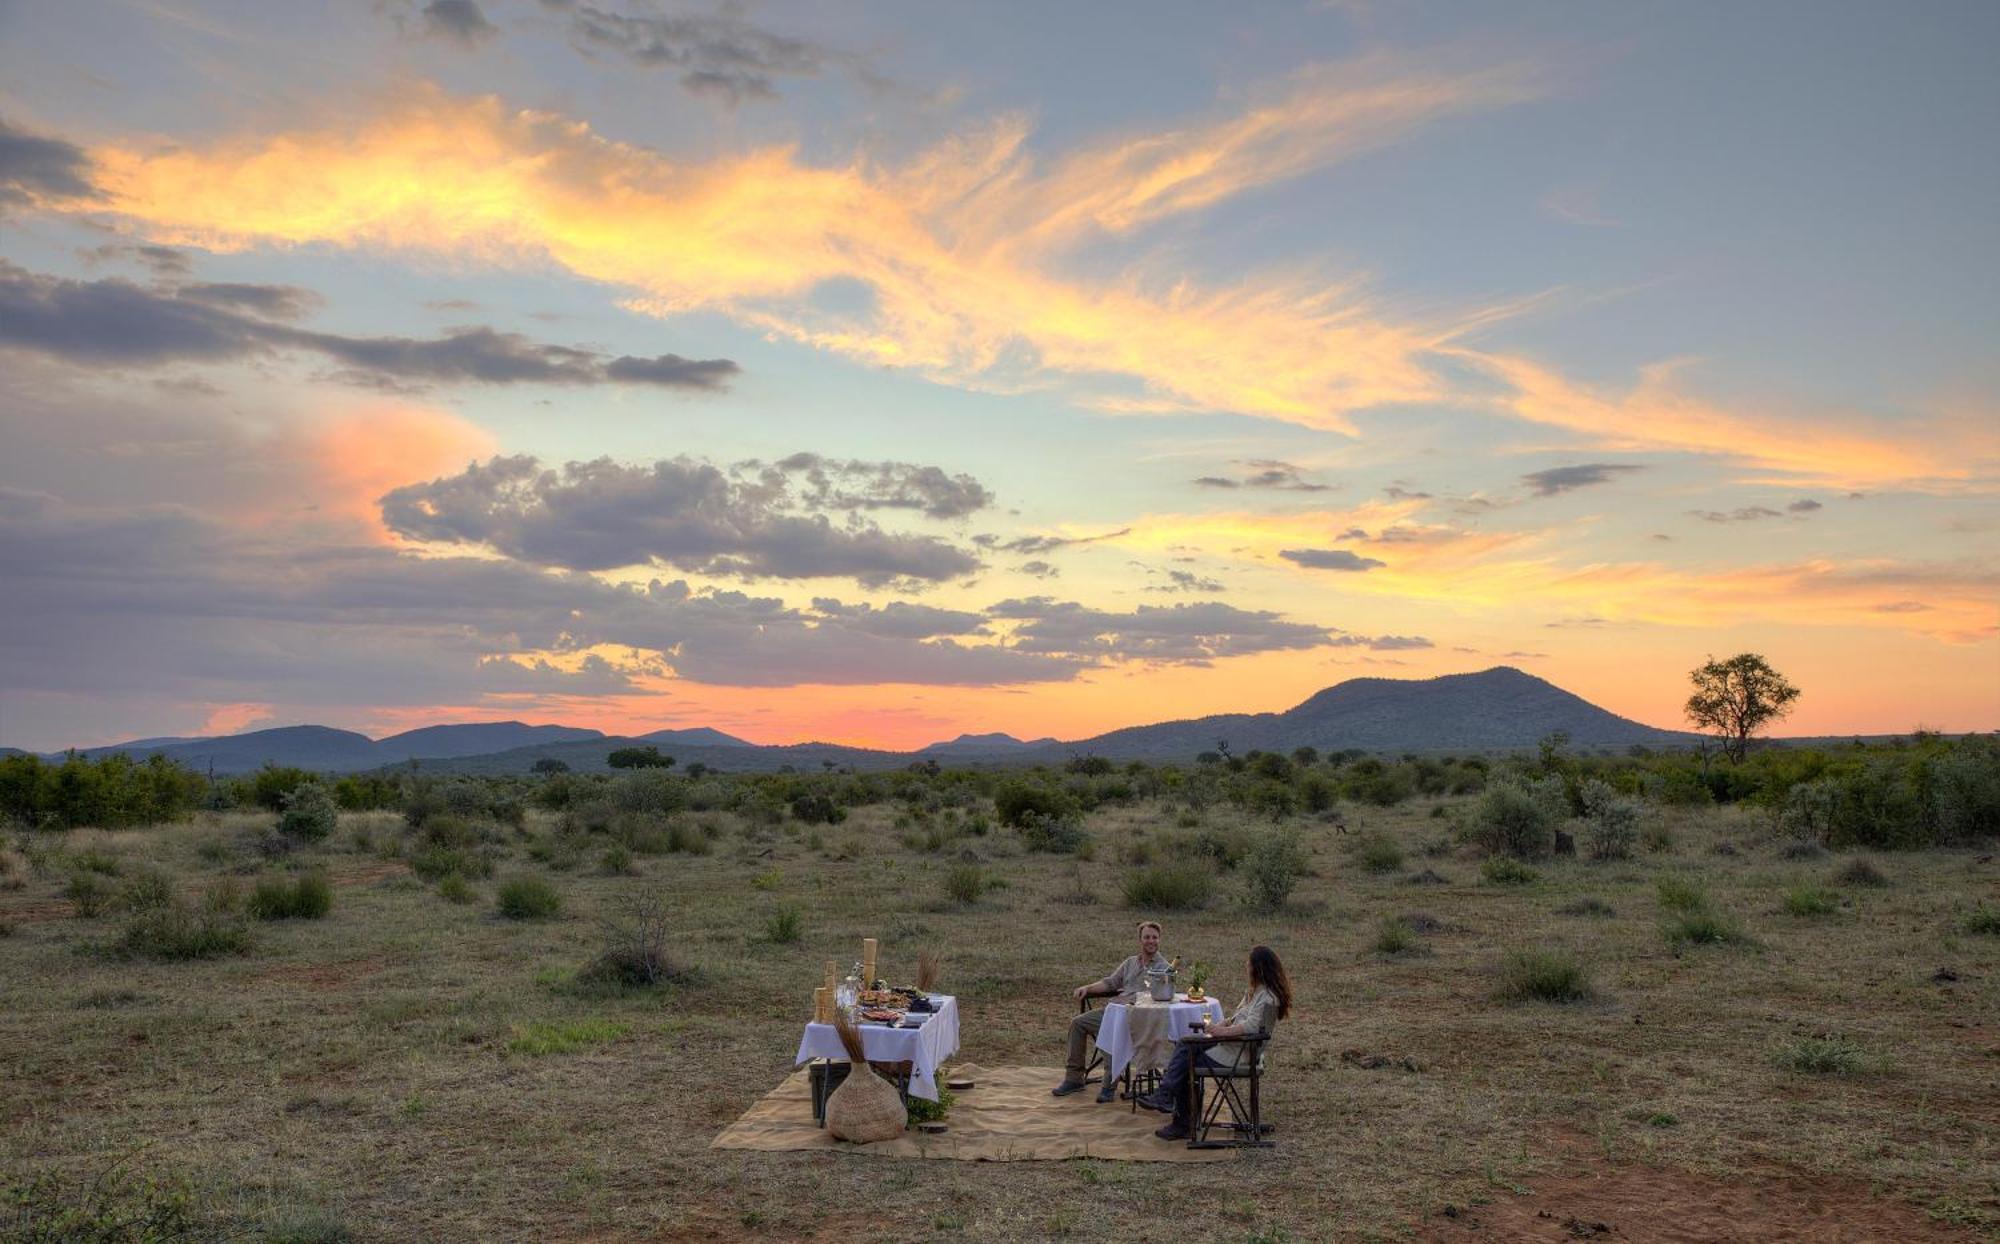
[1,1,1995,751]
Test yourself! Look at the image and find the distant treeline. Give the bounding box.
[4,734,1995,850]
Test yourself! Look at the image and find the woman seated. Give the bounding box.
[1138,943,1292,1141]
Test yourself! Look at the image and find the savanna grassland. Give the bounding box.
[2,743,1998,1242]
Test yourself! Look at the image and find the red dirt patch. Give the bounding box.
[1424,1147,1979,1243]
[330,862,407,886]
[0,900,75,924]
[254,956,390,992]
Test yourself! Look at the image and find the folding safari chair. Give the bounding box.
[1183,1031,1275,1148]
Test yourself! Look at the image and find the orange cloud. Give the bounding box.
[284,404,498,540]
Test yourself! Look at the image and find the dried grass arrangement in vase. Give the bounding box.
[915,950,941,994]
[823,1011,906,1143]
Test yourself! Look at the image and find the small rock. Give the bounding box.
[1933,968,1960,983]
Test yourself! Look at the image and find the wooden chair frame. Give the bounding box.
[1181,1032,1275,1149]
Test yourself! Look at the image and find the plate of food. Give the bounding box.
[860,1008,903,1023]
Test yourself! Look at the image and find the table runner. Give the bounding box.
[1097,996,1225,1083]
[794,994,960,1100]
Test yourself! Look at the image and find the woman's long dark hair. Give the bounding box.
[1248,944,1292,1021]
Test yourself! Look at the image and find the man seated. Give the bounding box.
[1052,919,1171,1103]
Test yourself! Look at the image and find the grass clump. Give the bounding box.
[436,873,476,905]
[764,903,804,943]
[496,876,562,920]
[1122,862,1213,910]
[247,873,333,921]
[1663,907,1748,948]
[578,892,686,989]
[1373,916,1416,956]
[1965,904,2000,936]
[1496,947,1593,1003]
[1353,832,1404,874]
[942,864,987,905]
[507,1017,628,1056]
[599,844,636,876]
[1774,1034,1879,1075]
[1833,856,1889,888]
[410,845,493,883]
[65,871,113,917]
[1655,875,1709,912]
[1480,856,1538,886]
[115,899,253,960]
[116,868,177,913]
[1781,883,1839,918]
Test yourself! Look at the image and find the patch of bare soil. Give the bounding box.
[253,956,388,992]
[1425,1143,1979,1243]
[0,900,74,923]
[330,862,406,886]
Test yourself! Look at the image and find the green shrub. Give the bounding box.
[247,874,333,921]
[1122,862,1213,910]
[1018,810,1089,855]
[790,792,848,825]
[419,813,481,849]
[410,845,492,882]
[1239,830,1307,910]
[1654,875,1709,913]
[665,820,714,855]
[1774,1034,1878,1075]
[496,876,562,920]
[905,1086,956,1125]
[1374,916,1415,955]
[1833,856,1888,888]
[1354,832,1404,873]
[115,900,253,959]
[1496,947,1592,1003]
[436,873,475,905]
[116,867,177,913]
[1965,904,2000,936]
[1466,781,1558,858]
[599,844,636,875]
[942,864,987,905]
[1579,779,1639,860]
[1481,856,1538,885]
[1781,884,1838,918]
[278,780,338,842]
[764,903,804,943]
[65,870,112,917]
[71,848,121,876]
[4,1163,199,1241]
[993,781,1075,828]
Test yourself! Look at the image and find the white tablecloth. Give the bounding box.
[1098,996,1226,1082]
[794,995,960,1101]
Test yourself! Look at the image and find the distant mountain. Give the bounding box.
[376,722,603,761]
[27,668,1700,776]
[639,727,755,748]
[1058,667,1695,760]
[919,732,1061,757]
[74,725,384,774]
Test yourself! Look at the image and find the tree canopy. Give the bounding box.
[1685,653,1800,762]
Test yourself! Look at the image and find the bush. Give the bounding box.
[1833,856,1888,888]
[1241,830,1308,910]
[278,780,338,842]
[1374,916,1415,955]
[4,1163,200,1241]
[790,792,848,825]
[942,864,987,905]
[579,892,685,988]
[436,873,476,904]
[993,781,1075,828]
[1496,948,1592,1003]
[764,903,804,943]
[1655,875,1709,913]
[905,1086,956,1125]
[247,874,333,920]
[599,844,636,876]
[1466,781,1558,858]
[115,899,253,959]
[1781,884,1839,918]
[1966,904,2000,936]
[116,868,177,913]
[1354,832,1403,873]
[1481,856,1538,885]
[1774,1035,1878,1075]
[1579,779,1639,860]
[65,870,112,917]
[409,845,492,882]
[1018,810,1089,855]
[1122,862,1213,910]
[496,876,562,920]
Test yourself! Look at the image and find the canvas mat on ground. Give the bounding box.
[711,1063,1234,1163]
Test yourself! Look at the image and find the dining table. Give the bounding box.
[1096,994,1227,1085]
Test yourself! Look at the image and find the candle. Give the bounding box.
[824,960,837,993]
[814,986,830,1023]
[862,937,878,983]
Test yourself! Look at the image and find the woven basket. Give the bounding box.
[825,1011,907,1143]
[824,1064,906,1143]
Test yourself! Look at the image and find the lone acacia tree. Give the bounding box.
[1685,653,1800,762]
